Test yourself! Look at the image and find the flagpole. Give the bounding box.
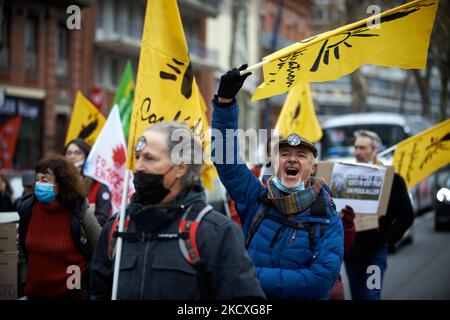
[239,60,270,76]
[111,168,131,300]
[378,144,397,158]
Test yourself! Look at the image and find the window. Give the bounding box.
[182,15,201,43]
[96,0,103,30]
[95,54,104,86]
[25,15,38,73]
[56,23,69,77]
[111,57,119,87]
[113,0,121,34]
[126,1,135,38]
[56,113,69,151]
[0,5,10,69]
[313,9,322,20]
[0,97,43,169]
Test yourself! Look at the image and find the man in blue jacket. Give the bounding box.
[211,65,344,299]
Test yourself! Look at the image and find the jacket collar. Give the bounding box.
[129,183,206,232]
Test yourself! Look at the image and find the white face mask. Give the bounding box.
[272,176,306,194]
[74,160,84,169]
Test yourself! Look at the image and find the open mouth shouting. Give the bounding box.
[281,165,302,187]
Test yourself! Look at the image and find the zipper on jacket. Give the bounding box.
[305,217,331,225]
[289,229,296,242]
[140,241,150,299]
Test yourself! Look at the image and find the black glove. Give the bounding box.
[217,64,252,99]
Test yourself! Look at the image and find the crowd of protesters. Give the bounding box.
[0,66,414,301]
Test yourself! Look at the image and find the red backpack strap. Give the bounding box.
[178,202,213,266]
[88,180,102,204]
[107,214,131,260]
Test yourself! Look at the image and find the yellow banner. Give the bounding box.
[276,82,323,143]
[65,91,106,147]
[252,0,439,101]
[393,119,450,189]
[127,0,207,169]
[198,90,218,191]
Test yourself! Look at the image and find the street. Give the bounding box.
[342,211,450,300]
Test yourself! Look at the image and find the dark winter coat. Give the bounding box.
[90,185,266,300]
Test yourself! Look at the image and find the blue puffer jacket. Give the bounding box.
[212,99,344,300]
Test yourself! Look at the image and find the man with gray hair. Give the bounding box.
[90,121,265,300]
[353,130,382,164]
[211,65,344,300]
[345,129,414,300]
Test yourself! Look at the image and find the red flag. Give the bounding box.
[91,87,104,110]
[0,116,22,168]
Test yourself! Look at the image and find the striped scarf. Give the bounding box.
[267,176,323,218]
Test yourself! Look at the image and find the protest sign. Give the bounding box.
[316,161,394,231]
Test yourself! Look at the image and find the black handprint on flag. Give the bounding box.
[160,58,194,99]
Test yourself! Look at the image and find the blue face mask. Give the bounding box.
[272,176,305,194]
[34,182,57,203]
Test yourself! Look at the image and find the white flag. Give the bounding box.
[84,106,134,214]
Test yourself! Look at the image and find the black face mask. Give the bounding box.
[133,167,176,205]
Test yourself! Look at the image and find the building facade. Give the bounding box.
[311,0,447,123]
[0,0,220,171]
[257,0,313,129]
[0,0,94,170]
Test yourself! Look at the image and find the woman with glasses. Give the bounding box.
[16,156,101,300]
[64,139,112,226]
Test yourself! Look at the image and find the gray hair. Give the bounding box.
[354,130,382,151]
[145,122,203,187]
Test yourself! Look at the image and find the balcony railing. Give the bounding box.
[186,36,218,67]
[178,0,220,18]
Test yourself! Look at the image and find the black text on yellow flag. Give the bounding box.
[393,118,450,189]
[127,0,206,169]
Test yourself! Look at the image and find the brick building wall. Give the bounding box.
[0,0,220,170]
[259,0,313,129]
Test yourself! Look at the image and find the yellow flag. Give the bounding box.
[127,0,207,169]
[198,92,218,191]
[201,160,218,191]
[275,82,322,143]
[252,0,439,101]
[393,118,450,189]
[65,91,106,147]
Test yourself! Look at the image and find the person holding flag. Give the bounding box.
[64,138,112,226]
[90,0,264,300]
[89,122,265,300]
[211,65,344,299]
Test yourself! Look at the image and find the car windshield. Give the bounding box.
[321,124,408,159]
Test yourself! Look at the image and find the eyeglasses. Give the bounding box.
[65,150,83,156]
